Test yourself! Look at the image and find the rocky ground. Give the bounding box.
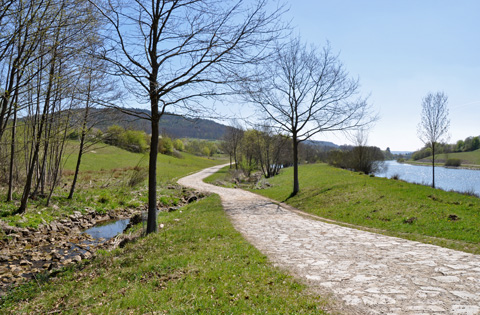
[0,207,138,296]
[0,187,205,297]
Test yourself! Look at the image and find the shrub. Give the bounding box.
[123,130,149,153]
[158,136,174,154]
[445,158,461,167]
[173,139,185,151]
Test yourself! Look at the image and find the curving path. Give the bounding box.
[178,164,480,314]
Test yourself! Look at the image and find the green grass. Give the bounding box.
[203,165,238,188]
[250,163,480,254]
[415,149,480,167]
[1,195,328,314]
[1,142,226,228]
[63,142,227,181]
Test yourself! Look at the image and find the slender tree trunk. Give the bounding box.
[17,56,56,214]
[68,73,93,199]
[7,100,17,202]
[292,135,299,196]
[432,143,435,188]
[68,110,89,199]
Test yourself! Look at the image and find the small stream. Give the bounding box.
[83,218,130,240]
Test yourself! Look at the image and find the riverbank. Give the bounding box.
[404,160,480,170]
[209,164,480,254]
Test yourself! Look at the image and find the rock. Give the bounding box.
[49,222,58,232]
[72,255,82,263]
[81,251,92,259]
[187,195,198,203]
[168,207,178,212]
[19,260,33,266]
[403,217,417,224]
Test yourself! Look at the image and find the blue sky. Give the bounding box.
[283,0,480,151]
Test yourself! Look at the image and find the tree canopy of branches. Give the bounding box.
[243,38,373,195]
[91,0,285,234]
[0,0,112,212]
[417,91,450,188]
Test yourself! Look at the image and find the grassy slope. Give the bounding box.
[1,195,327,314]
[249,164,480,254]
[415,149,480,166]
[63,142,226,181]
[1,143,225,227]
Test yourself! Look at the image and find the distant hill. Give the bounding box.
[304,139,338,149]
[87,108,228,140]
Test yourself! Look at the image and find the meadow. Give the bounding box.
[0,145,329,314]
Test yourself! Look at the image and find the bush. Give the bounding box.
[173,139,185,151]
[158,136,174,155]
[445,158,461,167]
[104,125,148,153]
[327,146,384,174]
[123,130,149,152]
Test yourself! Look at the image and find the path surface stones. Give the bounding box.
[178,165,480,314]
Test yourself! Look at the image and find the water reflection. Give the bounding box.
[83,218,130,240]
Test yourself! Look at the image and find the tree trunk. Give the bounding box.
[68,76,92,199]
[17,55,55,214]
[292,136,299,196]
[7,98,17,202]
[432,143,435,188]
[147,114,159,234]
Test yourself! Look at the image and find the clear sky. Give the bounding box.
[281,0,480,151]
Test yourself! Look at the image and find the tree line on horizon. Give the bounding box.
[412,135,480,161]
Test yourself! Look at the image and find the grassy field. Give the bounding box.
[242,164,480,254]
[415,148,480,167]
[1,144,331,313]
[1,195,328,314]
[1,143,226,227]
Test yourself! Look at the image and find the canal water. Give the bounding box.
[375,160,480,196]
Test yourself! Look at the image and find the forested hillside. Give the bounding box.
[87,108,228,140]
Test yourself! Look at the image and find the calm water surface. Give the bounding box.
[83,218,130,240]
[375,161,480,195]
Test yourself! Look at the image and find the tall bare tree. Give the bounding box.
[243,38,373,196]
[417,91,450,188]
[91,0,284,234]
[221,122,244,169]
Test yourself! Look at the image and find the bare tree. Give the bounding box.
[417,91,450,188]
[243,38,373,196]
[349,129,384,174]
[221,122,244,169]
[91,0,284,234]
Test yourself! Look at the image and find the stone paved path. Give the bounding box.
[178,164,480,314]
